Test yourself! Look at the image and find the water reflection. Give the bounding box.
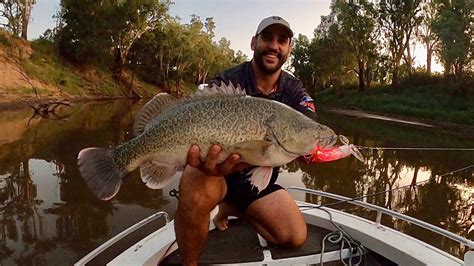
[283,112,473,258]
[0,100,175,265]
[0,102,472,264]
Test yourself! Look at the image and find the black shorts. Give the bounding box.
[224,167,283,212]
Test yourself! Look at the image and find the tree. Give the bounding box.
[291,34,314,92]
[58,0,170,83]
[187,15,214,86]
[332,0,378,91]
[416,1,439,74]
[377,0,422,90]
[0,0,35,39]
[109,0,170,81]
[310,22,355,95]
[127,14,246,92]
[432,0,473,94]
[58,0,114,64]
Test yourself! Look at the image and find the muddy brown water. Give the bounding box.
[0,100,472,264]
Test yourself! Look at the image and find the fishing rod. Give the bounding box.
[315,164,474,209]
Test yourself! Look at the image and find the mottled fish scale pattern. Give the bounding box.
[77,89,340,200]
[113,95,292,168]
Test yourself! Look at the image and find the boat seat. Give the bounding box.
[162,219,341,265]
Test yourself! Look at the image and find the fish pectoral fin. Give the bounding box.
[140,161,177,189]
[232,140,273,164]
[248,166,273,193]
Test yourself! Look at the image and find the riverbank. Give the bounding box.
[324,108,474,139]
[0,29,162,112]
[315,79,474,128]
[1,30,473,137]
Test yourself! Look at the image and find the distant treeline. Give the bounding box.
[290,0,473,96]
[1,0,472,96]
[1,0,247,93]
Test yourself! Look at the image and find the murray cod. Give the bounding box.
[78,83,349,200]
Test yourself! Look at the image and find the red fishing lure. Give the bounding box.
[306,144,364,163]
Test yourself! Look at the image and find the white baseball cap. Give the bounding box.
[256,16,294,38]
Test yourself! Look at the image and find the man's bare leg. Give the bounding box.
[245,189,307,247]
[174,166,227,266]
[175,144,247,265]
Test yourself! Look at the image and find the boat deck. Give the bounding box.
[162,219,392,265]
[76,188,472,265]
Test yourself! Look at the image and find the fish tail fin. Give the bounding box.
[77,147,127,200]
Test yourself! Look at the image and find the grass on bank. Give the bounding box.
[1,36,159,99]
[20,39,125,97]
[315,75,474,126]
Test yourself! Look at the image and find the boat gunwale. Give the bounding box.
[74,211,170,265]
[289,186,474,249]
[75,187,472,265]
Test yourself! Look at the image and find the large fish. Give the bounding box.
[77,83,363,200]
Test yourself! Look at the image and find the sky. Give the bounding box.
[28,0,440,71]
[29,0,331,58]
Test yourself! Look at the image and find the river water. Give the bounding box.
[0,100,472,264]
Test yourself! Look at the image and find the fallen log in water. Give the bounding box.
[25,100,71,115]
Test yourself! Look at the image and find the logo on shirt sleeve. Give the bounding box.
[300,96,316,112]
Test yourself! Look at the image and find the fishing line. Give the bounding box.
[299,164,473,265]
[317,164,474,209]
[356,146,474,151]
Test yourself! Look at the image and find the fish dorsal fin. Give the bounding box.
[133,93,178,136]
[193,81,246,98]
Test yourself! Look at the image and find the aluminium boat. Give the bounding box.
[75,186,474,265]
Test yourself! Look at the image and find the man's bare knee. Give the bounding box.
[272,225,307,248]
[246,190,307,248]
[286,226,307,247]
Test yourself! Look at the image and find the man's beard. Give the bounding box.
[253,48,287,74]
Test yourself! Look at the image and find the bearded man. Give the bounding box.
[174,16,316,266]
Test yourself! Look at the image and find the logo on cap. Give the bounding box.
[256,16,294,37]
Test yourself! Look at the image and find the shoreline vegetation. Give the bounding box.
[1,0,473,138]
[1,29,473,138]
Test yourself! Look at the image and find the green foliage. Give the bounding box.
[432,0,473,84]
[21,39,86,96]
[290,0,473,126]
[52,1,245,92]
[58,0,113,64]
[332,0,378,91]
[0,0,36,39]
[377,0,423,88]
[20,39,126,97]
[310,20,359,95]
[316,75,474,125]
[129,15,247,92]
[291,34,313,90]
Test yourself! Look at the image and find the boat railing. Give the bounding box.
[288,186,474,249]
[74,211,170,265]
